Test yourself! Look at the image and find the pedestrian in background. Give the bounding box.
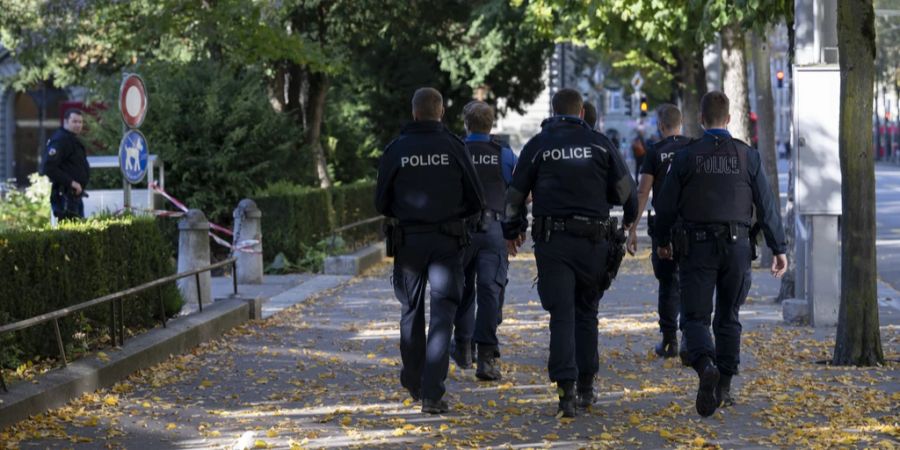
[40,109,90,220]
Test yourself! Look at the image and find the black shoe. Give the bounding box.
[655,331,679,358]
[406,387,421,402]
[475,347,502,381]
[717,374,734,407]
[422,398,449,414]
[695,359,721,418]
[556,381,576,418]
[576,375,596,408]
[679,335,690,367]
[450,339,473,369]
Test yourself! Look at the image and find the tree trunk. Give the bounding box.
[751,31,781,268]
[305,71,332,188]
[675,47,707,138]
[833,0,884,366]
[722,24,752,143]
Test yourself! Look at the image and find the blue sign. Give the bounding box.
[118,130,149,184]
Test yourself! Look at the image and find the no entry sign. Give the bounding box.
[119,74,148,129]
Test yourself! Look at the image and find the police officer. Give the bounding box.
[41,109,90,220]
[375,87,485,414]
[450,101,517,381]
[654,91,787,418]
[626,104,694,361]
[504,89,637,417]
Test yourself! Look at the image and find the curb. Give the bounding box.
[0,297,257,430]
[324,242,385,276]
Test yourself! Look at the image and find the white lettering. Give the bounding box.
[471,154,499,165]
[401,153,450,168]
[542,146,593,161]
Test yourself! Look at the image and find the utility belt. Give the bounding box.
[531,215,615,243]
[469,210,503,232]
[670,222,750,259]
[383,218,470,257]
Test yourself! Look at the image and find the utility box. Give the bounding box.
[793,66,842,215]
[792,65,842,327]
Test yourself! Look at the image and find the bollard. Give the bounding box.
[177,209,212,309]
[233,199,263,284]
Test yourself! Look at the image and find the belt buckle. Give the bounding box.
[694,231,707,241]
[552,221,566,231]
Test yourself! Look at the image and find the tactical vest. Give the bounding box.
[467,140,506,213]
[679,136,753,225]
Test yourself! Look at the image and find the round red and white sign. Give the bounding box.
[119,74,148,129]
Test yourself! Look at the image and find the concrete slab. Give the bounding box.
[324,242,385,276]
[261,274,352,318]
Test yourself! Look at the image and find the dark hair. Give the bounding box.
[582,101,597,128]
[700,91,730,126]
[551,88,583,116]
[412,87,443,121]
[63,108,84,121]
[656,103,682,132]
[463,101,494,134]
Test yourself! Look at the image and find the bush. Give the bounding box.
[331,181,381,250]
[0,174,51,232]
[0,217,182,367]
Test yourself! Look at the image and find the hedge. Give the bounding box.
[256,181,380,262]
[0,217,183,367]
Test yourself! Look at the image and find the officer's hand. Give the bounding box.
[772,254,788,278]
[506,240,519,257]
[70,181,83,195]
[626,229,638,256]
[657,244,673,260]
[515,232,526,247]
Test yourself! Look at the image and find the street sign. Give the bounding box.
[119,74,148,129]
[118,129,149,184]
[631,71,644,91]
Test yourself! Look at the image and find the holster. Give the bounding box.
[647,212,656,239]
[601,218,626,292]
[749,222,762,261]
[383,219,401,257]
[671,223,690,259]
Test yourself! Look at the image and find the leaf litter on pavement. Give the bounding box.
[2,255,898,449]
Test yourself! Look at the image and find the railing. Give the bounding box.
[0,257,238,393]
[328,216,384,249]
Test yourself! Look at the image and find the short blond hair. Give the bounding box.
[463,101,494,134]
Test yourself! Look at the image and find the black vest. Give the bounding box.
[679,135,753,225]
[467,140,506,213]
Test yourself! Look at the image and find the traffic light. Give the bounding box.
[640,96,648,117]
[776,70,785,88]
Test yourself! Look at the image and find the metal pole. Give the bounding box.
[53,319,67,367]
[118,298,125,345]
[0,367,6,392]
[158,287,167,328]
[195,272,203,312]
[110,302,117,347]
[232,261,238,296]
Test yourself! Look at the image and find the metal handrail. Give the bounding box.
[0,257,238,393]
[332,215,383,234]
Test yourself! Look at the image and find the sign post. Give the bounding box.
[118,74,149,210]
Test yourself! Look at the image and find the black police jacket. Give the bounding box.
[640,135,694,209]
[467,140,506,214]
[375,120,485,224]
[654,132,787,254]
[502,116,637,240]
[40,128,90,192]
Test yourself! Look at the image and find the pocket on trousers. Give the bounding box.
[494,253,509,287]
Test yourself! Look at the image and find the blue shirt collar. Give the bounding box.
[465,133,492,142]
[704,128,731,137]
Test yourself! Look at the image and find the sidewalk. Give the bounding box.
[3,248,898,449]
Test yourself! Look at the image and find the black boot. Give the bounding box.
[475,346,501,381]
[654,331,679,358]
[576,375,596,408]
[422,398,449,414]
[556,381,576,418]
[679,334,690,367]
[717,373,734,407]
[693,357,721,418]
[450,338,473,369]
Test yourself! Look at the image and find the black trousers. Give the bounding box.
[453,221,508,354]
[392,232,464,400]
[678,237,752,376]
[534,232,609,382]
[50,192,84,220]
[651,237,681,334]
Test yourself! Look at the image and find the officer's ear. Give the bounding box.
[724,114,731,126]
[579,107,585,119]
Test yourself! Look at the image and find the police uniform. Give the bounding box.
[654,129,786,417]
[41,127,90,219]
[451,134,517,380]
[503,116,636,416]
[640,135,694,356]
[375,120,485,412]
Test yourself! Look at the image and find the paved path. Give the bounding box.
[3,249,899,449]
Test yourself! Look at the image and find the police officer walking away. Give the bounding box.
[450,101,517,381]
[626,104,694,360]
[504,89,637,417]
[375,87,485,414]
[41,109,90,220]
[654,91,787,418]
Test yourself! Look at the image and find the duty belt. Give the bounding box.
[684,223,750,242]
[532,215,614,242]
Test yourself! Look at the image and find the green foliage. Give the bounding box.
[86,60,307,225]
[331,181,380,249]
[0,173,51,232]
[0,216,182,368]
